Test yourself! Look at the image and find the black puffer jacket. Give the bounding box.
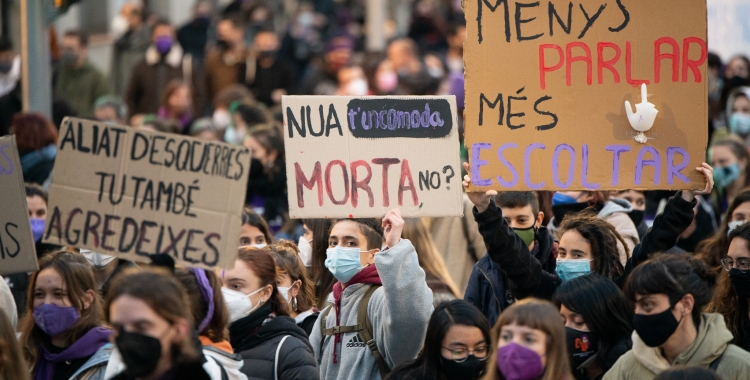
[235,315,319,380]
[474,192,696,300]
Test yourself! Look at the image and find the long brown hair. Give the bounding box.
[237,247,290,316]
[482,299,573,380]
[105,268,198,360]
[707,225,750,341]
[304,219,335,309]
[19,251,104,368]
[267,240,316,313]
[0,309,29,380]
[402,218,461,298]
[174,268,230,343]
[696,189,750,270]
[559,211,628,280]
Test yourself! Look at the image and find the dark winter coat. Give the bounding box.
[235,316,319,380]
[464,226,557,326]
[473,192,696,301]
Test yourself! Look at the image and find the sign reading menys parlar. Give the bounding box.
[43,118,251,269]
[282,96,463,218]
[464,0,708,191]
[0,135,38,275]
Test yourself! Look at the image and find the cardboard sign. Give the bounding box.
[464,0,708,191]
[0,136,39,275]
[282,96,463,218]
[43,118,251,269]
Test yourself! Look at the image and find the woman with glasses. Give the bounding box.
[386,300,491,380]
[708,222,750,352]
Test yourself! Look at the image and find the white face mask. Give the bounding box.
[222,286,266,322]
[81,250,116,269]
[250,243,267,249]
[344,78,369,96]
[212,109,231,129]
[277,280,300,304]
[297,237,313,267]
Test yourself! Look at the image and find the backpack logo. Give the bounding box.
[346,335,366,348]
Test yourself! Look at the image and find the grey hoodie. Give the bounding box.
[310,239,434,380]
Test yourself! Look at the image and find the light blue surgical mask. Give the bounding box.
[714,163,741,189]
[555,259,592,281]
[552,192,581,206]
[325,246,367,283]
[730,113,750,136]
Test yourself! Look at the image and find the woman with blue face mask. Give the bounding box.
[709,139,750,218]
[462,162,714,301]
[18,251,114,380]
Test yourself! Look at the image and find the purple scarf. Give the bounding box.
[157,106,192,129]
[35,327,113,380]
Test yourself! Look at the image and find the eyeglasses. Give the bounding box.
[441,346,490,362]
[721,257,750,272]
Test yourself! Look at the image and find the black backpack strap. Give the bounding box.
[709,351,724,372]
[357,285,391,378]
[209,356,229,380]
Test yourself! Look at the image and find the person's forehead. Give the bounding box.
[500,205,534,217]
[330,220,364,238]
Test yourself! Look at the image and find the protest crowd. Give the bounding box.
[2,0,750,380]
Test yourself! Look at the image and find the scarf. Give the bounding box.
[330,264,382,363]
[199,335,233,354]
[35,326,112,380]
[228,302,273,353]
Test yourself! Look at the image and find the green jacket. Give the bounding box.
[54,60,110,117]
[604,313,750,380]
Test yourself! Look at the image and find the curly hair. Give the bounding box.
[696,189,750,270]
[707,223,750,341]
[559,211,628,280]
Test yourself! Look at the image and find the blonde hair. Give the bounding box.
[402,218,461,298]
[482,299,573,380]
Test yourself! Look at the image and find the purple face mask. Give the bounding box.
[155,36,173,55]
[30,218,45,242]
[496,343,545,380]
[33,303,80,337]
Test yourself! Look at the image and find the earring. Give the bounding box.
[293,296,298,311]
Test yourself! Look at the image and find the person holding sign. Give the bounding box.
[310,210,434,380]
[19,251,114,380]
[462,162,714,301]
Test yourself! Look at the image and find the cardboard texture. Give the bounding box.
[43,118,251,269]
[282,96,463,218]
[464,0,708,191]
[0,136,39,275]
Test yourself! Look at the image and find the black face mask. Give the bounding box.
[257,50,277,61]
[730,268,750,298]
[216,39,231,51]
[0,62,12,74]
[116,330,163,378]
[628,209,645,227]
[441,355,486,380]
[552,202,589,226]
[632,306,681,347]
[565,327,599,370]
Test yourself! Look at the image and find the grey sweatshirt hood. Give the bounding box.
[599,198,634,218]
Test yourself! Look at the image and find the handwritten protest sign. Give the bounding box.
[283,96,463,218]
[465,0,708,191]
[0,136,38,275]
[43,118,251,269]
